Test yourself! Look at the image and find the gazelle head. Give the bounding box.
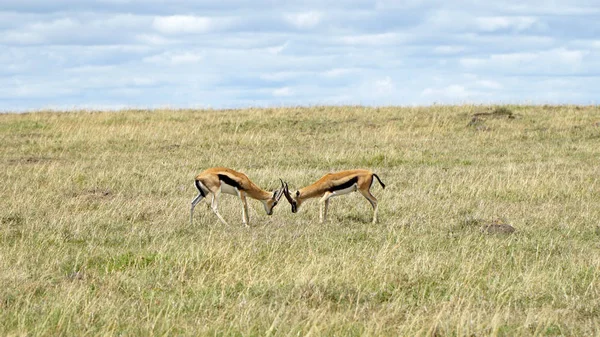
[263,180,285,215]
[282,181,303,213]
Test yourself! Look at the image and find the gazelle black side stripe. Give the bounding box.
[329,177,358,192]
[218,174,244,190]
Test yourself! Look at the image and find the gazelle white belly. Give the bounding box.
[331,183,358,196]
[220,183,239,196]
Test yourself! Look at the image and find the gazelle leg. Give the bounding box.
[210,190,229,225]
[239,190,250,227]
[190,193,205,225]
[322,199,330,223]
[359,189,378,223]
[319,192,333,223]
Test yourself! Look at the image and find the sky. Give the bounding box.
[1,0,600,111]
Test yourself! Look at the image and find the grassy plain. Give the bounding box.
[1,105,600,336]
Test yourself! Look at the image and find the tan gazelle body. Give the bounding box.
[191,167,284,226]
[283,169,385,223]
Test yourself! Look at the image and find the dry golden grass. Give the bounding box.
[1,105,600,336]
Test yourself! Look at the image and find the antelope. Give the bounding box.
[282,169,385,224]
[190,167,285,226]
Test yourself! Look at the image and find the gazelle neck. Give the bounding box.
[242,183,273,201]
[256,188,273,201]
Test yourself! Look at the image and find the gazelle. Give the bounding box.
[190,167,285,226]
[282,169,385,224]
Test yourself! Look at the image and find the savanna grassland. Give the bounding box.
[1,105,600,336]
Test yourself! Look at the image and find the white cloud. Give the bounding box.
[168,52,203,64]
[30,17,78,31]
[490,52,538,63]
[323,67,360,78]
[339,32,405,46]
[571,39,600,50]
[0,31,43,44]
[265,42,289,55]
[459,58,484,68]
[273,87,293,97]
[95,13,148,28]
[1,79,78,99]
[492,1,600,15]
[0,14,154,46]
[460,48,589,72]
[143,51,203,65]
[475,79,503,89]
[424,9,471,32]
[475,16,539,32]
[433,45,466,54]
[0,18,79,44]
[260,71,307,81]
[421,85,472,98]
[458,33,555,51]
[284,11,323,29]
[129,77,159,86]
[135,34,175,45]
[152,15,228,34]
[374,77,395,96]
[375,0,432,10]
[424,10,547,34]
[553,48,588,64]
[68,64,116,73]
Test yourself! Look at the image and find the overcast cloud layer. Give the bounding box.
[1,0,599,111]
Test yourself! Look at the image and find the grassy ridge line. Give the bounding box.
[1,105,600,336]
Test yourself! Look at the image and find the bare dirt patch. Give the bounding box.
[468,107,517,131]
[480,219,516,235]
